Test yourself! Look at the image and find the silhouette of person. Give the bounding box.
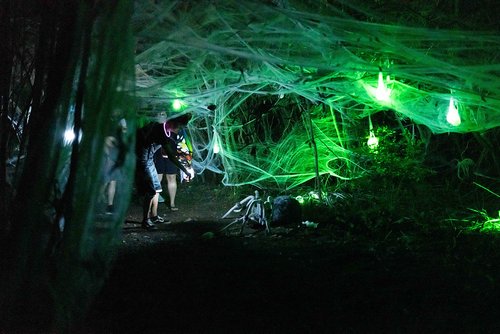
[135,114,193,229]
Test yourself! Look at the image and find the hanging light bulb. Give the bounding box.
[367,131,379,149]
[172,99,183,110]
[213,141,220,154]
[213,129,221,154]
[375,71,391,102]
[446,97,461,126]
[367,115,379,149]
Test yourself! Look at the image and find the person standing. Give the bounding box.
[154,128,193,211]
[102,119,127,214]
[135,113,192,229]
[154,148,179,211]
[103,135,120,214]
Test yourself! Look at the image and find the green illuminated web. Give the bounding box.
[133,0,500,189]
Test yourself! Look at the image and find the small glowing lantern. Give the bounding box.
[172,99,183,111]
[367,131,379,149]
[367,115,379,149]
[446,97,461,126]
[375,72,391,102]
[213,129,221,154]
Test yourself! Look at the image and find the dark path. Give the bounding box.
[85,221,500,333]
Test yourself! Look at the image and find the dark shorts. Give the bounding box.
[136,144,162,197]
[154,148,179,175]
[103,158,122,183]
[103,145,122,182]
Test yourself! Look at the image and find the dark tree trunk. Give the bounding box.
[0,0,14,239]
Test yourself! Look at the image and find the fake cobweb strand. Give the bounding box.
[134,0,500,189]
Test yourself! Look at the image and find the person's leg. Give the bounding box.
[157,173,165,203]
[166,173,177,209]
[149,167,167,223]
[142,194,153,222]
[141,149,162,228]
[150,192,168,223]
[107,180,116,206]
[151,192,159,217]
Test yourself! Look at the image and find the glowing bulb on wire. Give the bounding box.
[213,130,221,154]
[367,131,379,149]
[172,99,183,110]
[367,115,379,150]
[375,72,391,102]
[446,97,461,126]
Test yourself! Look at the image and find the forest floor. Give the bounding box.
[84,179,500,333]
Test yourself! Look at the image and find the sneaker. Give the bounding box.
[158,194,165,203]
[151,215,170,224]
[141,219,157,230]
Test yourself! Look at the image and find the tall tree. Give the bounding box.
[0,1,136,332]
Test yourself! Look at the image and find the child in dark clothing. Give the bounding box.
[135,113,192,229]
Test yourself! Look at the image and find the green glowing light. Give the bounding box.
[446,97,461,126]
[172,99,183,110]
[213,131,220,154]
[364,71,393,104]
[134,2,500,189]
[367,115,379,149]
[367,132,379,149]
[375,72,391,102]
[466,209,500,233]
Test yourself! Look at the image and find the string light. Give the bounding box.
[172,99,183,110]
[367,132,379,149]
[446,97,461,126]
[367,115,379,149]
[375,72,391,102]
[213,141,220,154]
[213,129,221,154]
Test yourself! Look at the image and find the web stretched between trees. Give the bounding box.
[1,1,498,331]
[133,0,500,190]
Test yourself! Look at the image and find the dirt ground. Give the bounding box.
[84,179,500,333]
